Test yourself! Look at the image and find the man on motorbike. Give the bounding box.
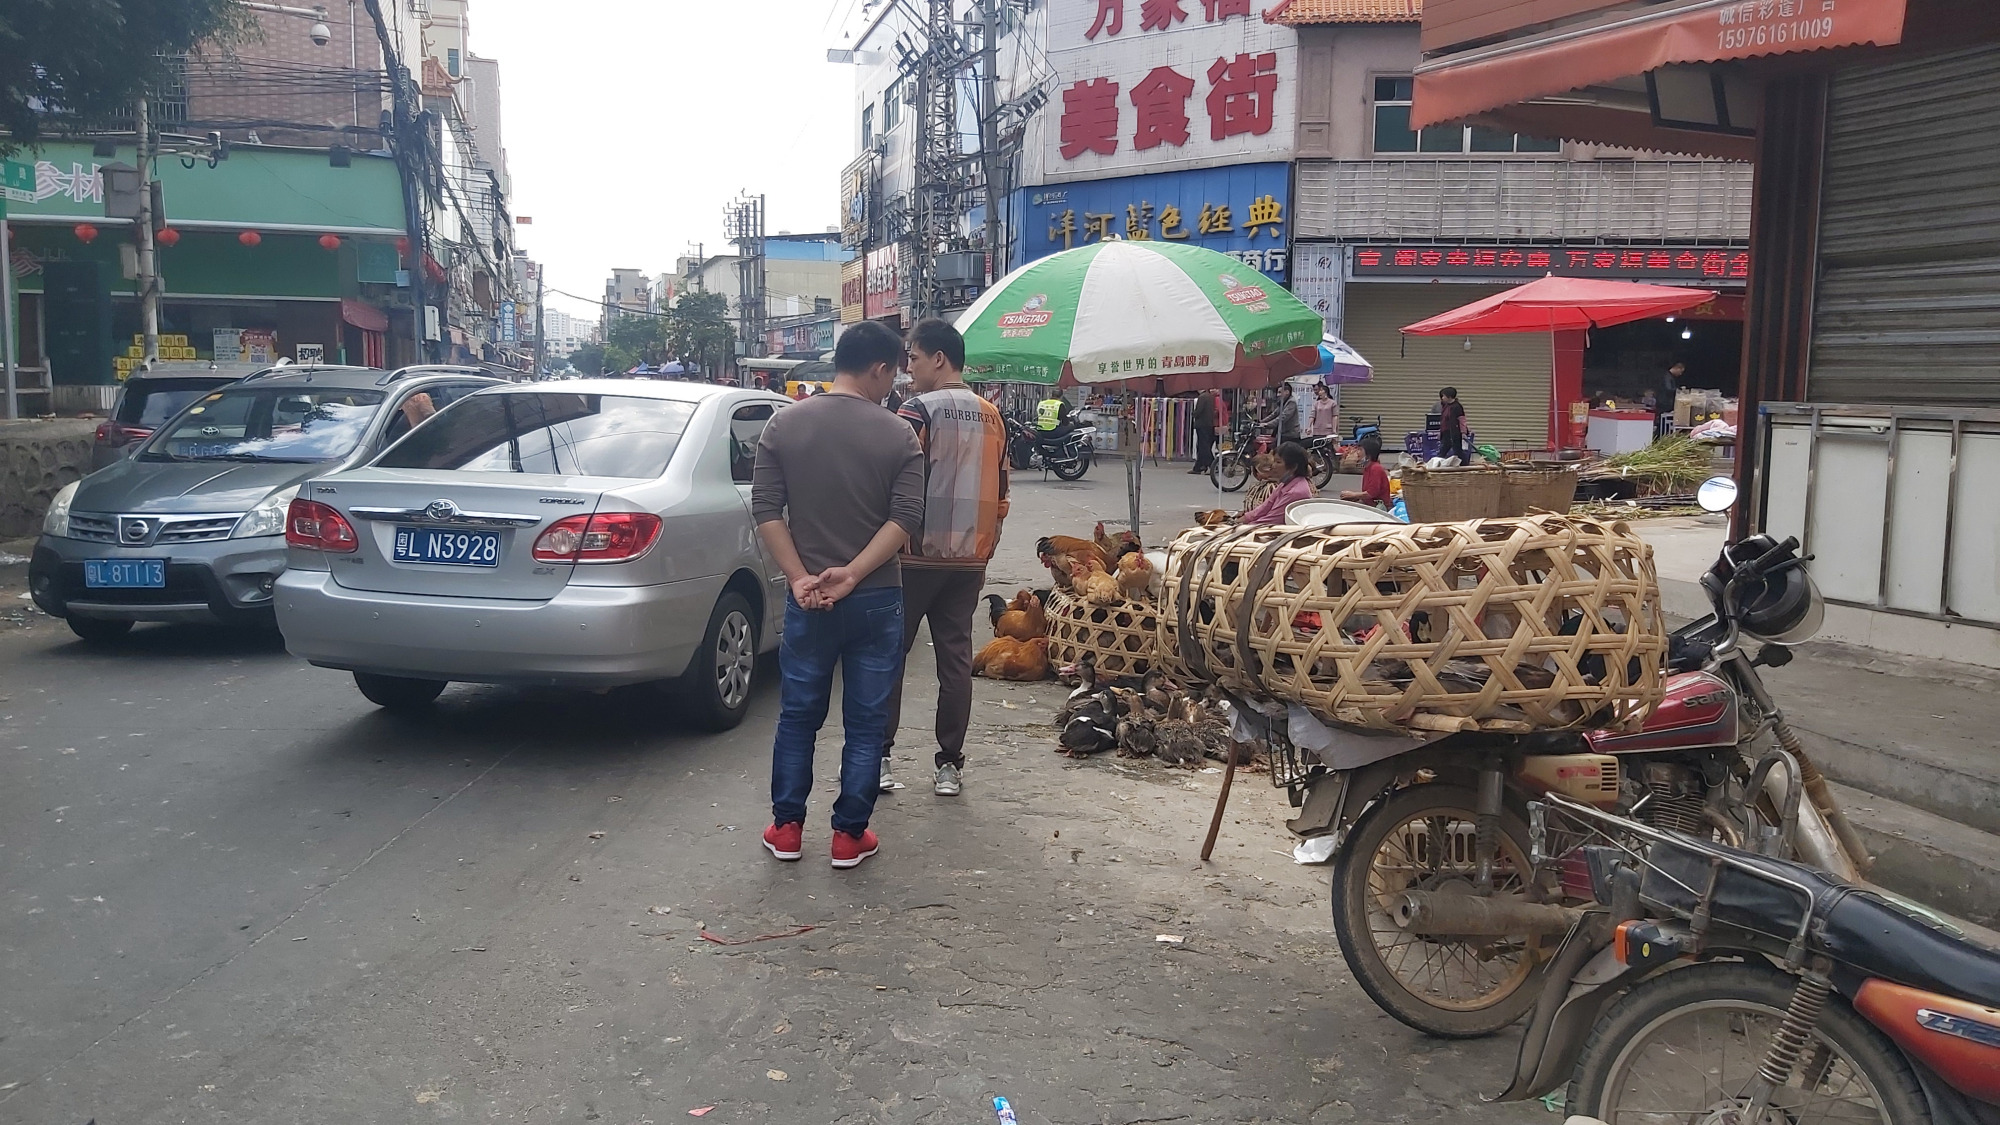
[1259,384,1303,445]
[1035,393,1076,441]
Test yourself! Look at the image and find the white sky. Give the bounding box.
[471,0,864,320]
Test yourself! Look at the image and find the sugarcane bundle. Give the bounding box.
[1159,516,1666,735]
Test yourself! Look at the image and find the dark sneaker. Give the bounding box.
[933,762,962,796]
[763,821,803,861]
[830,829,879,869]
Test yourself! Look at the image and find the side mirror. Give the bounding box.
[1696,475,1739,513]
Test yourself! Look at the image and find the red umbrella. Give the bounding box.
[1400,275,1717,335]
[1400,275,1719,449]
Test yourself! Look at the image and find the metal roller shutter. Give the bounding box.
[1811,45,2000,407]
[1336,283,1552,450]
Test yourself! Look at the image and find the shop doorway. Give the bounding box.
[1582,314,1743,411]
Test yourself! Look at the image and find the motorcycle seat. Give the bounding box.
[1643,836,2000,1007]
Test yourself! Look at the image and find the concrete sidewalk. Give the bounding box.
[1050,459,2000,925]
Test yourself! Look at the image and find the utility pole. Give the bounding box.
[533,268,545,379]
[725,193,766,359]
[358,0,428,365]
[135,96,161,369]
[980,0,1004,281]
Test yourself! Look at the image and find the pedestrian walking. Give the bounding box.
[1310,382,1339,438]
[1437,386,1468,462]
[753,321,926,869]
[1191,389,1219,474]
[880,318,1010,797]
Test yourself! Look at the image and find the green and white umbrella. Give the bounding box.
[956,241,1325,390]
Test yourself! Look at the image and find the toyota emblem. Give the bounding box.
[425,499,458,521]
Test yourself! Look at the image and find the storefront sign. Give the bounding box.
[840,156,873,250]
[864,244,900,320]
[1290,242,1344,335]
[1015,162,1291,281]
[1,159,33,205]
[1349,244,1750,283]
[1041,0,1296,184]
[840,258,865,325]
[813,319,836,352]
[498,300,518,344]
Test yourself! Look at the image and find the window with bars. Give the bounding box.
[1371,77,1561,155]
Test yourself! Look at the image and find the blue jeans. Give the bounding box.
[770,586,904,837]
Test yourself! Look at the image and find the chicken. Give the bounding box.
[1038,534,1106,590]
[972,635,1050,681]
[1094,520,1141,564]
[1195,509,1232,529]
[1114,550,1153,598]
[1073,556,1122,606]
[984,589,1047,641]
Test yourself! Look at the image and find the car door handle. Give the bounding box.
[349,506,544,529]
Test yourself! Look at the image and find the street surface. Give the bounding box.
[0,459,1543,1124]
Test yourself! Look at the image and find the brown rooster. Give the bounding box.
[1093,520,1140,563]
[984,590,1047,641]
[973,636,1050,681]
[1037,535,1102,590]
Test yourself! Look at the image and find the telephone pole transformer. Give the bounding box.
[724,193,767,359]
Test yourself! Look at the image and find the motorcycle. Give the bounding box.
[1498,796,2000,1125]
[1284,475,1872,1038]
[1006,415,1096,481]
[1212,420,1337,492]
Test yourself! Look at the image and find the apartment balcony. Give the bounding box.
[1295,159,1753,243]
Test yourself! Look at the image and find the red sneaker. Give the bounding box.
[830,829,879,869]
[763,821,803,861]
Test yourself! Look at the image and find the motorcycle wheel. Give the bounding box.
[1330,783,1547,1038]
[1309,447,1337,489]
[1567,960,1928,1125]
[1051,451,1091,481]
[1214,451,1250,493]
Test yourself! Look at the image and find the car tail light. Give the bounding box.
[94,421,152,445]
[285,498,359,553]
[532,512,662,563]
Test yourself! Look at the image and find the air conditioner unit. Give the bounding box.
[935,251,984,286]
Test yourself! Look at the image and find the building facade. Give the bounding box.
[1273,1,1753,448]
[1409,0,2000,656]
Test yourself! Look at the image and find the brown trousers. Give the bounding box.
[883,566,985,769]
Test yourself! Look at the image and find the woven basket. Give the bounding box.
[1401,465,1504,522]
[1160,516,1665,735]
[1500,464,1580,516]
[1044,588,1163,680]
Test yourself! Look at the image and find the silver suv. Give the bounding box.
[30,365,503,641]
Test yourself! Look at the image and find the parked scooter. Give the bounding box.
[1289,476,1873,1038]
[1005,415,1096,481]
[1498,796,2000,1125]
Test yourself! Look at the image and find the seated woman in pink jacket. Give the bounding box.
[1239,442,1316,525]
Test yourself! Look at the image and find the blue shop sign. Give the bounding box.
[1013,162,1291,282]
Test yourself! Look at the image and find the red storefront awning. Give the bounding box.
[341,298,389,333]
[1412,0,1909,128]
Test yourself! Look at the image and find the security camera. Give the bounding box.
[309,21,332,45]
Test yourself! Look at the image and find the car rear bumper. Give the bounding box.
[28,536,286,624]
[274,570,721,688]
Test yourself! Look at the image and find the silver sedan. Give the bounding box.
[275,380,793,729]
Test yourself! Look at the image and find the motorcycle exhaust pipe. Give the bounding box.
[1392,891,1583,937]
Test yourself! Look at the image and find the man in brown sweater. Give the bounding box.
[752,320,925,869]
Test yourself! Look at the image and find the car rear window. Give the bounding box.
[118,380,231,426]
[375,393,697,479]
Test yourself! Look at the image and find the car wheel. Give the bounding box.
[680,591,757,732]
[66,616,134,644]
[353,672,447,711]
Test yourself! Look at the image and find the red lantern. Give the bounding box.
[318,233,341,252]
[238,229,262,247]
[155,226,180,248]
[74,223,99,244]
[394,236,410,257]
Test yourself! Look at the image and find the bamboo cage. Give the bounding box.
[1044,589,1165,680]
[1159,515,1666,735]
